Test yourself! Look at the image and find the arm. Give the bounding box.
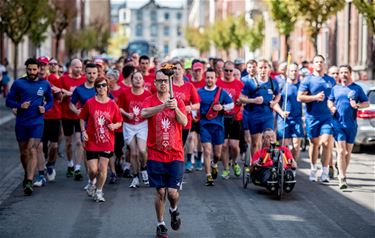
[327,100,337,114]
[175,104,188,127]
[5,81,23,109]
[272,103,289,119]
[69,102,81,115]
[239,93,263,105]
[186,102,200,113]
[141,103,166,118]
[80,119,88,142]
[297,91,322,103]
[43,85,54,111]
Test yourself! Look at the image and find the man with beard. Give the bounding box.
[6,58,53,195]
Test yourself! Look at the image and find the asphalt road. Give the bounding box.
[0,118,374,238]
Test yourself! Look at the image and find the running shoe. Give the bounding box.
[156,224,168,238]
[339,177,348,190]
[329,166,334,179]
[221,169,230,180]
[86,184,96,197]
[320,172,330,183]
[74,170,83,181]
[141,170,149,185]
[129,177,140,188]
[205,175,214,186]
[66,166,74,177]
[33,175,47,187]
[24,181,33,196]
[195,159,203,171]
[170,208,181,231]
[309,169,317,182]
[185,160,193,173]
[46,167,56,182]
[94,190,105,202]
[233,163,241,177]
[211,164,218,179]
[109,173,118,184]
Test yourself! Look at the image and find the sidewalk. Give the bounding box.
[0,96,15,125]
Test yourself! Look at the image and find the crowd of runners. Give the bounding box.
[5,52,369,238]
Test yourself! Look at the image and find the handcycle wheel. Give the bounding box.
[276,161,284,200]
[242,146,251,189]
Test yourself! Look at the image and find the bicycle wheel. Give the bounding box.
[276,158,284,200]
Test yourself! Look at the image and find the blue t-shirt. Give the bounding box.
[198,86,233,128]
[278,81,302,122]
[328,83,368,128]
[275,75,286,92]
[6,77,53,126]
[70,84,96,107]
[298,74,336,119]
[241,78,279,121]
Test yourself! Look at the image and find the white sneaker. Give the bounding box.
[94,190,105,202]
[129,177,140,188]
[339,177,348,189]
[309,169,317,182]
[46,168,56,182]
[141,170,149,185]
[83,183,90,191]
[33,175,47,187]
[320,172,330,183]
[86,184,96,197]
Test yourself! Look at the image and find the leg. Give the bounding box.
[336,141,347,177]
[96,157,109,190]
[291,138,301,160]
[155,188,167,222]
[202,143,212,175]
[344,143,354,176]
[251,133,262,157]
[167,188,179,210]
[26,139,40,181]
[308,137,320,181]
[221,139,230,171]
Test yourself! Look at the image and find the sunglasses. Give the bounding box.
[155,79,168,84]
[59,71,64,74]
[224,69,233,73]
[49,63,58,66]
[95,83,107,88]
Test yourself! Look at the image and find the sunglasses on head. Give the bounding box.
[95,83,107,88]
[224,69,233,72]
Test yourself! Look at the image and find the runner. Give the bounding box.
[216,61,244,179]
[60,59,86,179]
[141,69,187,238]
[198,68,233,186]
[328,65,369,189]
[6,58,53,195]
[139,55,156,92]
[80,77,122,202]
[297,55,336,183]
[118,71,151,188]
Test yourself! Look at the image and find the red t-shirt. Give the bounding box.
[45,73,62,120]
[79,97,123,152]
[252,146,294,169]
[190,79,206,90]
[217,78,244,120]
[143,73,156,93]
[118,80,132,90]
[172,82,200,129]
[118,88,151,124]
[61,74,86,119]
[111,86,126,132]
[143,95,187,163]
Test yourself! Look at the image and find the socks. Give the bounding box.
[311,164,317,170]
[68,160,74,167]
[187,153,193,162]
[74,164,81,171]
[157,221,165,226]
[170,207,177,212]
[322,166,329,174]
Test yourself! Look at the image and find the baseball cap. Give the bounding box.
[192,62,203,70]
[94,58,104,66]
[234,58,244,65]
[37,56,49,65]
[49,58,58,64]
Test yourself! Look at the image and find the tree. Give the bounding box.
[0,0,51,79]
[247,16,265,52]
[266,0,298,59]
[50,0,77,61]
[209,17,234,58]
[184,26,210,54]
[230,15,251,50]
[292,0,345,54]
[91,18,111,54]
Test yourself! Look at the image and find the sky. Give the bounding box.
[111,0,185,8]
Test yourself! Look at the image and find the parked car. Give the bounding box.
[353,80,375,152]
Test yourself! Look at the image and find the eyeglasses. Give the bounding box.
[49,63,58,66]
[95,83,107,88]
[224,69,233,73]
[155,79,168,84]
[58,71,64,74]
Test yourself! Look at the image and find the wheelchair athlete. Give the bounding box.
[250,128,297,193]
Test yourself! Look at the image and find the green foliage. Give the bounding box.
[247,17,265,52]
[231,14,252,50]
[184,26,210,53]
[209,17,234,54]
[353,0,375,32]
[266,0,298,36]
[28,2,55,48]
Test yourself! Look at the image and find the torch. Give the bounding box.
[160,63,176,99]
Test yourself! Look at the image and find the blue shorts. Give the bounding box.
[242,110,249,130]
[15,123,44,142]
[247,117,274,135]
[147,160,184,189]
[333,127,357,144]
[277,119,304,139]
[200,124,224,145]
[305,117,333,139]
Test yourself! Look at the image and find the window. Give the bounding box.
[164,26,170,36]
[136,11,142,21]
[151,24,158,37]
[164,12,169,20]
[136,24,143,37]
[163,43,169,55]
[176,12,182,20]
[177,26,182,36]
[151,11,157,22]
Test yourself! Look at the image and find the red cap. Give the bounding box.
[37,56,49,65]
[192,62,203,70]
[94,58,104,66]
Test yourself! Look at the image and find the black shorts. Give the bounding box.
[86,151,113,160]
[190,121,200,133]
[114,132,124,158]
[42,119,61,143]
[182,129,190,146]
[224,118,241,140]
[62,119,81,136]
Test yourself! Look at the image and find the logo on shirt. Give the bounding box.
[37,87,44,96]
[133,105,140,122]
[326,82,333,88]
[268,89,273,94]
[161,117,170,147]
[348,90,356,100]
